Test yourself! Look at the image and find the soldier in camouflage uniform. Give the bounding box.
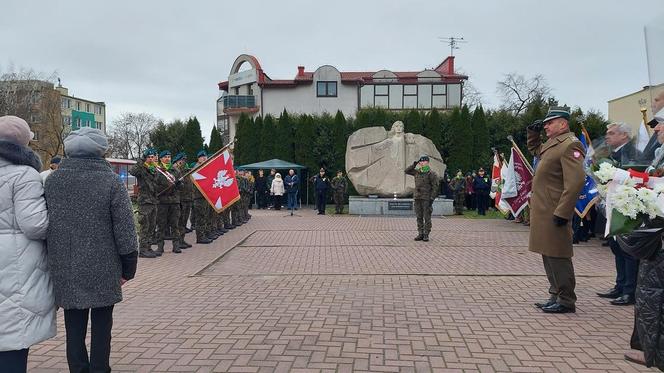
[244,171,254,220]
[449,170,466,215]
[173,152,193,249]
[331,170,348,214]
[405,155,439,241]
[192,150,213,244]
[154,150,183,254]
[129,148,160,258]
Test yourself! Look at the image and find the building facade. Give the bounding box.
[608,84,664,131]
[216,54,467,145]
[56,83,106,133]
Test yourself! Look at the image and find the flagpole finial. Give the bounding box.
[506,135,514,142]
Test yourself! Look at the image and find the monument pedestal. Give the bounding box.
[349,196,454,216]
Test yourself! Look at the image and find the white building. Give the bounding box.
[217,54,468,144]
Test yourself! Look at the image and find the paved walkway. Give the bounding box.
[29,209,656,372]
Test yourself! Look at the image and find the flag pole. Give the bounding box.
[506,135,534,175]
[157,141,235,196]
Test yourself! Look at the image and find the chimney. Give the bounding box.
[447,56,455,75]
[297,66,305,77]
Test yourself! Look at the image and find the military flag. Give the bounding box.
[490,151,509,213]
[190,149,240,212]
[502,146,533,216]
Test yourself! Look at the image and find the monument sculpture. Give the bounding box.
[345,121,445,197]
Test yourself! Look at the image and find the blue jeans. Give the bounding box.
[287,192,298,210]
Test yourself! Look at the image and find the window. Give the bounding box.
[403,85,417,109]
[63,116,71,125]
[86,103,91,112]
[61,98,67,109]
[316,81,337,97]
[76,101,80,110]
[418,84,432,109]
[95,121,102,128]
[432,84,446,108]
[32,130,39,141]
[95,106,104,115]
[374,85,388,108]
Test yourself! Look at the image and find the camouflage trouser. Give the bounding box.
[179,200,192,242]
[231,202,242,225]
[414,199,433,235]
[157,203,181,246]
[192,199,208,240]
[137,203,157,249]
[333,192,345,213]
[454,192,465,214]
[222,209,230,227]
[243,194,251,217]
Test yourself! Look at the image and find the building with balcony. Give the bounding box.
[216,54,468,145]
[56,82,106,133]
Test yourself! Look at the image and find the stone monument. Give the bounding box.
[345,121,446,197]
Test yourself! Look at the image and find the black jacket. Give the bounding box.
[473,175,491,193]
[636,248,664,370]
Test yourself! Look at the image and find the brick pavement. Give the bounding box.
[28,209,656,372]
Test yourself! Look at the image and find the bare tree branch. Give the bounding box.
[107,112,159,159]
[496,73,552,115]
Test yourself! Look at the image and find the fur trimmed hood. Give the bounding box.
[0,140,43,171]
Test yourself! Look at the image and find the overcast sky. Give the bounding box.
[2,0,661,141]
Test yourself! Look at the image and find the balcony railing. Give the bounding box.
[223,95,256,109]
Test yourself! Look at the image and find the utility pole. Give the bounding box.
[438,36,467,56]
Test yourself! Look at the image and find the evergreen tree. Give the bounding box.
[423,109,442,154]
[332,111,348,172]
[313,114,336,170]
[182,116,205,160]
[150,119,187,154]
[471,106,490,169]
[274,110,294,161]
[404,110,422,134]
[447,105,474,174]
[259,115,276,161]
[208,125,223,153]
[234,113,251,165]
[246,116,262,163]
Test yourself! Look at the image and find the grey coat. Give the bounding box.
[45,158,138,309]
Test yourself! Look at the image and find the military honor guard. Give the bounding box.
[405,155,439,241]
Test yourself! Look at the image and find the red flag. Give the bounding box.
[503,147,533,216]
[190,149,240,212]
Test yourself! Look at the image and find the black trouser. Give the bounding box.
[542,255,577,308]
[273,194,282,210]
[0,349,28,373]
[609,238,639,296]
[476,190,488,215]
[316,190,327,214]
[64,305,114,373]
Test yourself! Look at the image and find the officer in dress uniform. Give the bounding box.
[528,107,585,314]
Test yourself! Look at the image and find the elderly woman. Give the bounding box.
[45,128,138,373]
[270,173,285,210]
[0,116,56,373]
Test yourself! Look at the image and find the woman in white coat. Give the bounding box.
[271,173,285,210]
[0,116,56,373]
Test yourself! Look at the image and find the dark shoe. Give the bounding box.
[172,246,182,253]
[224,224,233,230]
[541,303,575,313]
[596,287,621,299]
[414,234,424,241]
[196,238,213,244]
[610,294,635,306]
[422,235,429,242]
[573,238,580,244]
[185,227,193,233]
[139,249,156,258]
[534,298,557,309]
[180,241,192,249]
[155,243,164,254]
[601,241,610,247]
[148,248,161,257]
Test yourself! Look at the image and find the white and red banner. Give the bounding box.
[502,147,533,216]
[190,149,240,212]
[490,152,509,213]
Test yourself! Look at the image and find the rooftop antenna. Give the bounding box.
[438,36,467,56]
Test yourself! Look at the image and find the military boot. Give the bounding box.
[422,234,429,242]
[172,241,182,253]
[139,248,156,258]
[414,233,424,241]
[155,242,165,255]
[149,247,162,257]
